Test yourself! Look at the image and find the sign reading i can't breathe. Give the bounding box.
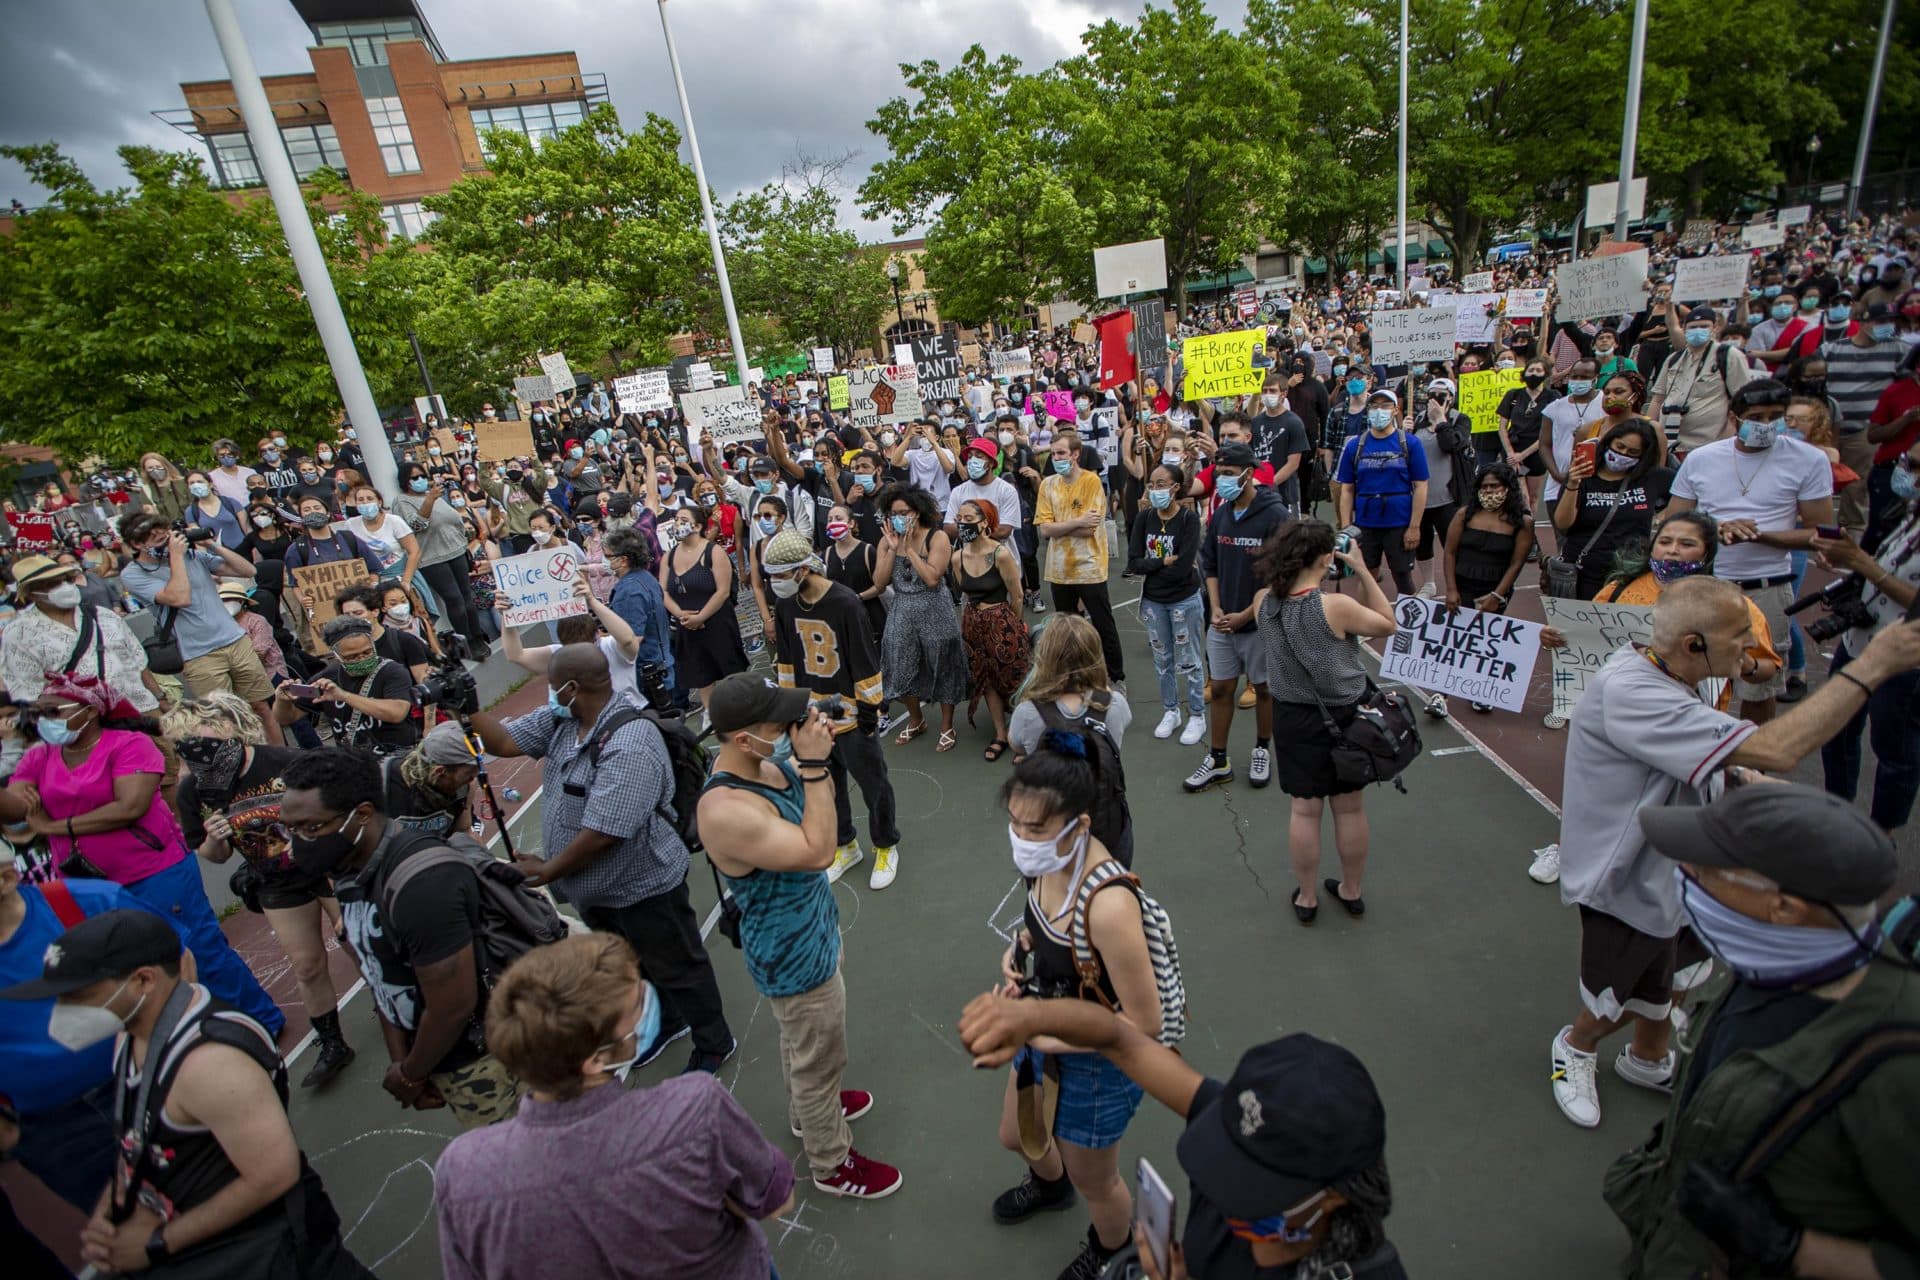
[492,547,589,626]
[1380,597,1544,713]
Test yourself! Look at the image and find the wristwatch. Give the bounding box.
[147,1227,171,1265]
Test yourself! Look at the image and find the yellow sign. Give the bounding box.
[1459,367,1524,435]
[828,375,849,411]
[1180,328,1268,401]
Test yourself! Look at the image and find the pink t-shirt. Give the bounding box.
[14,730,184,883]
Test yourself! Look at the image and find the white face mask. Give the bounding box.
[1262,393,1281,409]
[531,530,553,545]
[225,599,244,617]
[1008,819,1088,889]
[43,582,83,610]
[48,977,144,1052]
[769,574,803,599]
[387,603,412,622]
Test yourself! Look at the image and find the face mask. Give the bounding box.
[1770,303,1794,322]
[1477,490,1506,511]
[879,431,897,447]
[263,450,285,466]
[826,520,851,541]
[37,710,81,746]
[1075,399,1091,413]
[956,523,982,545]
[1051,458,1072,477]
[1825,305,1851,324]
[889,514,911,535]
[289,811,365,877]
[318,450,333,463]
[1892,465,1919,502]
[1566,379,1594,397]
[49,977,145,1052]
[344,429,358,441]
[43,582,83,609]
[408,478,430,493]
[217,454,237,467]
[1346,378,1367,396]
[1684,327,1713,348]
[1762,285,1782,298]
[1367,408,1394,431]
[1603,448,1638,473]
[597,983,661,1082]
[1676,868,1873,988]
[146,464,167,478]
[385,602,412,623]
[964,458,989,482]
[548,682,576,720]
[1496,359,1517,371]
[1148,487,1173,511]
[1261,393,1281,410]
[1871,323,1897,342]
[1648,556,1703,585]
[1215,473,1244,502]
[756,516,779,537]
[451,498,467,510]
[1737,418,1778,448]
[225,599,245,617]
[339,654,380,677]
[531,529,554,545]
[998,430,1016,446]
[768,575,802,599]
[188,482,211,499]
[1008,819,1088,880]
[302,512,330,530]
[1332,364,1348,378]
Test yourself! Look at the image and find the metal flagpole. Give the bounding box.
[1845,0,1895,221]
[1614,0,1648,240]
[203,0,395,497]
[657,0,750,386]
[1396,0,1409,291]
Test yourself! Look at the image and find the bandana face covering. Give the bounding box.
[177,735,246,794]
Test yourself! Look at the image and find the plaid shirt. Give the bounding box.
[504,693,687,908]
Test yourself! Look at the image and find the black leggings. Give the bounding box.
[418,555,481,643]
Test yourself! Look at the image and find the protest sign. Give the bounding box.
[847,366,922,430]
[1778,204,1811,228]
[1741,221,1785,249]
[1584,177,1647,227]
[1235,288,1259,320]
[911,334,963,403]
[828,375,849,410]
[1380,597,1544,714]
[493,546,590,627]
[1672,255,1750,302]
[1454,293,1503,344]
[1089,407,1121,469]
[686,362,714,391]
[1553,247,1649,321]
[474,421,536,462]
[1092,237,1167,298]
[512,374,553,404]
[1462,271,1495,292]
[1539,596,1654,720]
[1130,299,1167,385]
[1072,323,1095,347]
[1366,307,1457,365]
[613,368,673,415]
[797,380,818,397]
[1459,368,1524,435]
[681,385,762,445]
[1504,287,1548,319]
[894,343,916,367]
[745,368,766,389]
[292,560,373,649]
[1181,327,1267,400]
[412,395,447,425]
[960,342,981,369]
[992,347,1033,379]
[9,517,55,550]
[538,352,575,400]
[1042,390,1077,422]
[812,346,836,373]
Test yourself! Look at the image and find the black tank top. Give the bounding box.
[826,540,876,597]
[958,550,1009,604]
[1025,880,1119,1008]
[667,539,722,611]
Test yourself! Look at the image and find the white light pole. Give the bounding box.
[1395,0,1409,290]
[656,0,750,385]
[1613,0,1648,241]
[203,0,394,496]
[1846,0,1896,221]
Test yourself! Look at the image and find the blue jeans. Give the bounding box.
[123,854,284,1036]
[14,1080,115,1212]
[1786,550,1808,674]
[1821,644,1920,830]
[1139,592,1207,716]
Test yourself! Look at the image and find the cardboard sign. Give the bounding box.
[846,366,923,430]
[1072,323,1095,347]
[493,546,590,627]
[1380,597,1544,714]
[538,352,575,400]
[681,385,762,445]
[1130,299,1168,386]
[1539,596,1655,720]
[992,347,1033,379]
[1367,307,1457,365]
[1505,287,1548,319]
[1777,204,1812,228]
[1741,221,1785,249]
[1459,367,1524,435]
[613,368,673,414]
[960,342,981,369]
[911,333,963,403]
[828,375,849,410]
[474,421,537,462]
[1673,255,1751,303]
[292,560,374,649]
[1462,271,1495,292]
[1553,247,1649,321]
[1181,327,1267,400]
[812,346,836,373]
[1453,293,1503,344]
[1092,237,1168,298]
[512,374,554,404]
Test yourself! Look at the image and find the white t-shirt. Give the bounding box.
[1540,396,1605,503]
[1670,436,1833,580]
[530,635,643,706]
[944,476,1023,529]
[1848,508,1920,654]
[1558,648,1753,937]
[904,445,953,504]
[350,512,415,576]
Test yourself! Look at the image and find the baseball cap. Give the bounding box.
[419,720,480,767]
[1639,782,1896,904]
[1366,388,1399,406]
[1427,377,1456,397]
[1684,306,1717,324]
[1175,1034,1387,1218]
[1863,302,1895,323]
[1215,442,1258,469]
[9,555,71,591]
[749,454,779,474]
[708,673,812,736]
[0,909,182,1001]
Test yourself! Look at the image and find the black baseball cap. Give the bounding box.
[1214,442,1258,469]
[1641,782,1896,905]
[708,673,812,736]
[1684,306,1717,324]
[0,909,181,1001]
[1176,1034,1387,1218]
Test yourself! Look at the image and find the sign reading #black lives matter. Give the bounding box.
[1380,597,1544,713]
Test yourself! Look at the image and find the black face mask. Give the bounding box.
[289,812,365,877]
[1523,373,1546,388]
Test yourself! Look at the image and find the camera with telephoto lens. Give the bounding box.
[1327,531,1356,580]
[172,519,217,545]
[413,632,479,715]
[1785,574,1874,644]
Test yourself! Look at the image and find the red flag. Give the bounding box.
[1093,308,1137,391]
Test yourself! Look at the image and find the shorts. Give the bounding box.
[1205,627,1267,684]
[255,870,334,912]
[180,634,276,704]
[1271,699,1367,799]
[1736,582,1791,701]
[1577,905,1676,1022]
[429,1053,525,1130]
[1016,1046,1144,1150]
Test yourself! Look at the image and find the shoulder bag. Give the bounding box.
[1274,600,1422,791]
[142,605,183,676]
[1542,484,1629,599]
[62,605,106,678]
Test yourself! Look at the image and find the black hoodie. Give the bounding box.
[1199,483,1290,627]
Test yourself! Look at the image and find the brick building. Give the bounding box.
[156,0,606,240]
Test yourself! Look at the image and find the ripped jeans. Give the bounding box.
[1139,591,1208,716]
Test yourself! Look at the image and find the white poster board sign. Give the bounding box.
[680,385,761,445]
[847,365,923,430]
[993,347,1033,379]
[1367,306,1457,365]
[1379,597,1544,714]
[1093,238,1169,299]
[1584,177,1648,227]
[1741,221,1785,249]
[812,346,836,373]
[1461,271,1495,292]
[613,368,673,414]
[493,546,590,627]
[686,362,714,391]
[538,352,575,399]
[1777,204,1812,228]
[1672,255,1751,302]
[512,374,554,403]
[1504,287,1548,319]
[1453,293,1503,344]
[1539,596,1655,720]
[1554,247,1649,321]
[412,395,446,425]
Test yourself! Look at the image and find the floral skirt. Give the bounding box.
[962,600,1031,705]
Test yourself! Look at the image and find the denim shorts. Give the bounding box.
[1017,1045,1144,1149]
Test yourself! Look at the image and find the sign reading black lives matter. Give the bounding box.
[1380,597,1545,713]
[911,334,962,403]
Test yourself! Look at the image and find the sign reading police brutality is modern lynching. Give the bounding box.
[911,334,962,403]
[493,546,589,627]
[1366,307,1456,365]
[1181,327,1267,400]
[1553,247,1649,320]
[1380,597,1545,713]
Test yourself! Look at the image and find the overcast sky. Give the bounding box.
[0,0,1240,238]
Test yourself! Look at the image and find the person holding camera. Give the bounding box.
[273,617,419,756]
[1647,306,1754,459]
[394,462,490,662]
[697,674,903,1203]
[1333,387,1428,599]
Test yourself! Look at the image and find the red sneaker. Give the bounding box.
[813,1148,903,1200]
[791,1090,874,1137]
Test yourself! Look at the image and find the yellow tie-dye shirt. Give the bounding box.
[1036,469,1109,586]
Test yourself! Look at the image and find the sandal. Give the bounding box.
[895,719,928,745]
[1291,889,1317,925]
[936,729,958,753]
[1324,878,1366,917]
[983,739,1010,762]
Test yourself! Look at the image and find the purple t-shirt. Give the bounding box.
[434,1072,793,1280]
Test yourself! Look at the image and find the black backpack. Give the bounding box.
[376,829,570,984]
[585,704,714,852]
[1034,690,1131,861]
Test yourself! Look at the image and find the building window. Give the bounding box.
[468,100,588,160]
[381,201,437,240]
[366,96,419,174]
[282,124,344,180]
[207,132,260,187]
[314,18,425,67]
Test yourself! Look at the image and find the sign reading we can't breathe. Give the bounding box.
[1380,597,1544,713]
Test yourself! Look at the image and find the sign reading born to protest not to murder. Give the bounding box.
[1180,327,1267,401]
[1380,597,1545,714]
[1366,306,1457,365]
[493,547,590,627]
[1540,595,1655,720]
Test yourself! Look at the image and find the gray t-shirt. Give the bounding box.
[1008,690,1132,759]
[1557,648,1754,937]
[394,492,469,565]
[118,549,245,662]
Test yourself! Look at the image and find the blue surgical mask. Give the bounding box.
[1566,379,1595,397]
[599,983,661,1082]
[1215,473,1244,502]
[547,683,575,720]
[1893,465,1918,502]
[1148,487,1173,510]
[756,516,778,537]
[1770,302,1794,321]
[754,478,774,495]
[570,447,585,459]
[967,458,989,480]
[188,482,211,499]
[1737,418,1779,449]
[409,477,430,493]
[890,514,911,534]
[1366,408,1394,431]
[1762,285,1782,298]
[854,472,877,492]
[37,712,80,747]
[1676,868,1875,989]
[1828,305,1851,324]
[1346,378,1367,396]
[1871,323,1897,342]
[1052,458,1072,476]
[1685,327,1712,347]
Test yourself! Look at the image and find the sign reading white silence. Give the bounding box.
[1672,254,1751,302]
[1366,306,1457,365]
[1539,596,1654,720]
[1379,597,1544,713]
[1554,247,1649,321]
[493,546,589,627]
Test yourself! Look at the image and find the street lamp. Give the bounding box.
[1807,133,1823,186]
[885,258,904,325]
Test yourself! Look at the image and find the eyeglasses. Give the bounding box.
[286,809,351,840]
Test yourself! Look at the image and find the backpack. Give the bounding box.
[377,829,569,984]
[1034,690,1131,859]
[585,704,714,852]
[1066,860,1187,1046]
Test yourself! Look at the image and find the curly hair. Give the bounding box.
[1254,518,1336,592]
[876,483,941,530]
[161,692,266,746]
[1295,1162,1394,1280]
[1471,461,1531,528]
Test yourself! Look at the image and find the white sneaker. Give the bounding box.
[1528,845,1561,884]
[1423,693,1449,719]
[828,843,864,884]
[869,845,899,890]
[1247,745,1272,788]
[1180,714,1207,746]
[1543,711,1568,730]
[1153,709,1182,739]
[1612,1047,1676,1095]
[1550,1026,1602,1128]
[1419,582,1438,598]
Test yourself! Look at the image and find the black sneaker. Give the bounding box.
[636,1021,691,1070]
[991,1171,1077,1224]
[299,1038,355,1089]
[1778,673,1809,703]
[683,1037,738,1075]
[1057,1225,1128,1280]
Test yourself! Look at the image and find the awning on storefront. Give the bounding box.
[1184,266,1255,292]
